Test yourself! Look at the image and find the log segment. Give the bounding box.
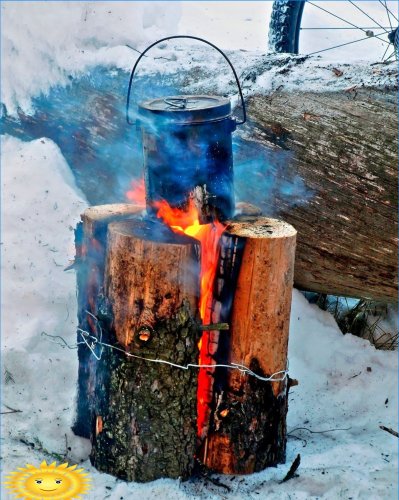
[73,204,143,438]
[240,88,397,302]
[201,217,297,474]
[90,218,201,482]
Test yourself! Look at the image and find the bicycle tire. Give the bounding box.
[268,0,306,53]
[388,27,398,58]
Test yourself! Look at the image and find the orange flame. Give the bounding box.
[156,198,225,437]
[126,178,146,206]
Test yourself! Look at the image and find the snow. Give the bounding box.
[179,1,272,52]
[1,1,182,115]
[1,135,397,498]
[1,135,89,463]
[2,1,398,116]
[1,2,398,499]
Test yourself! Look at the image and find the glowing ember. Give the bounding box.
[126,178,146,206]
[156,198,225,437]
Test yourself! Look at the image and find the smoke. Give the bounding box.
[1,62,312,215]
[234,141,312,215]
[123,82,312,218]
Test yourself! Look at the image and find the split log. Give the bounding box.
[200,217,297,474]
[73,204,144,438]
[90,218,201,482]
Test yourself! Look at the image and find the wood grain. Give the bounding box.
[202,217,296,474]
[241,88,397,302]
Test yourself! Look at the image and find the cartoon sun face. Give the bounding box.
[4,461,91,499]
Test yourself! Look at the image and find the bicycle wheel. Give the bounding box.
[268,1,305,53]
[268,0,398,61]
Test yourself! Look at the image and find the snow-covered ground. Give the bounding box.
[1,2,398,499]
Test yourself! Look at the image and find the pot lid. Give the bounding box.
[138,95,231,124]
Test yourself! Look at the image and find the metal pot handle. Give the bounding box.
[126,35,247,126]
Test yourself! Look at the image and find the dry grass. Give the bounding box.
[303,293,398,351]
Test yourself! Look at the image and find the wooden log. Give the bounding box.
[201,217,297,474]
[240,88,397,302]
[73,204,143,438]
[90,218,201,482]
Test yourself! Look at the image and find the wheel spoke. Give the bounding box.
[385,50,396,61]
[378,0,399,23]
[381,43,391,61]
[307,34,390,56]
[301,27,392,30]
[382,0,393,31]
[348,1,389,33]
[307,2,390,44]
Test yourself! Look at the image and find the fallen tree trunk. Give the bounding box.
[239,87,397,302]
[3,54,397,301]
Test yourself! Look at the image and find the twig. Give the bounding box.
[380,425,399,438]
[125,44,146,56]
[153,55,176,62]
[19,437,65,463]
[125,45,174,62]
[2,404,22,414]
[288,426,351,435]
[193,459,232,492]
[205,475,232,492]
[280,454,301,483]
[200,322,229,331]
[64,260,77,271]
[370,60,396,66]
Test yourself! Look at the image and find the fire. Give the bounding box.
[156,198,225,437]
[126,178,146,206]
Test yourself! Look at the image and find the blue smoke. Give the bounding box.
[1,65,312,214]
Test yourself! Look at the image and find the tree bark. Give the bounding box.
[200,217,297,474]
[239,88,397,302]
[73,204,143,438]
[90,218,201,482]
